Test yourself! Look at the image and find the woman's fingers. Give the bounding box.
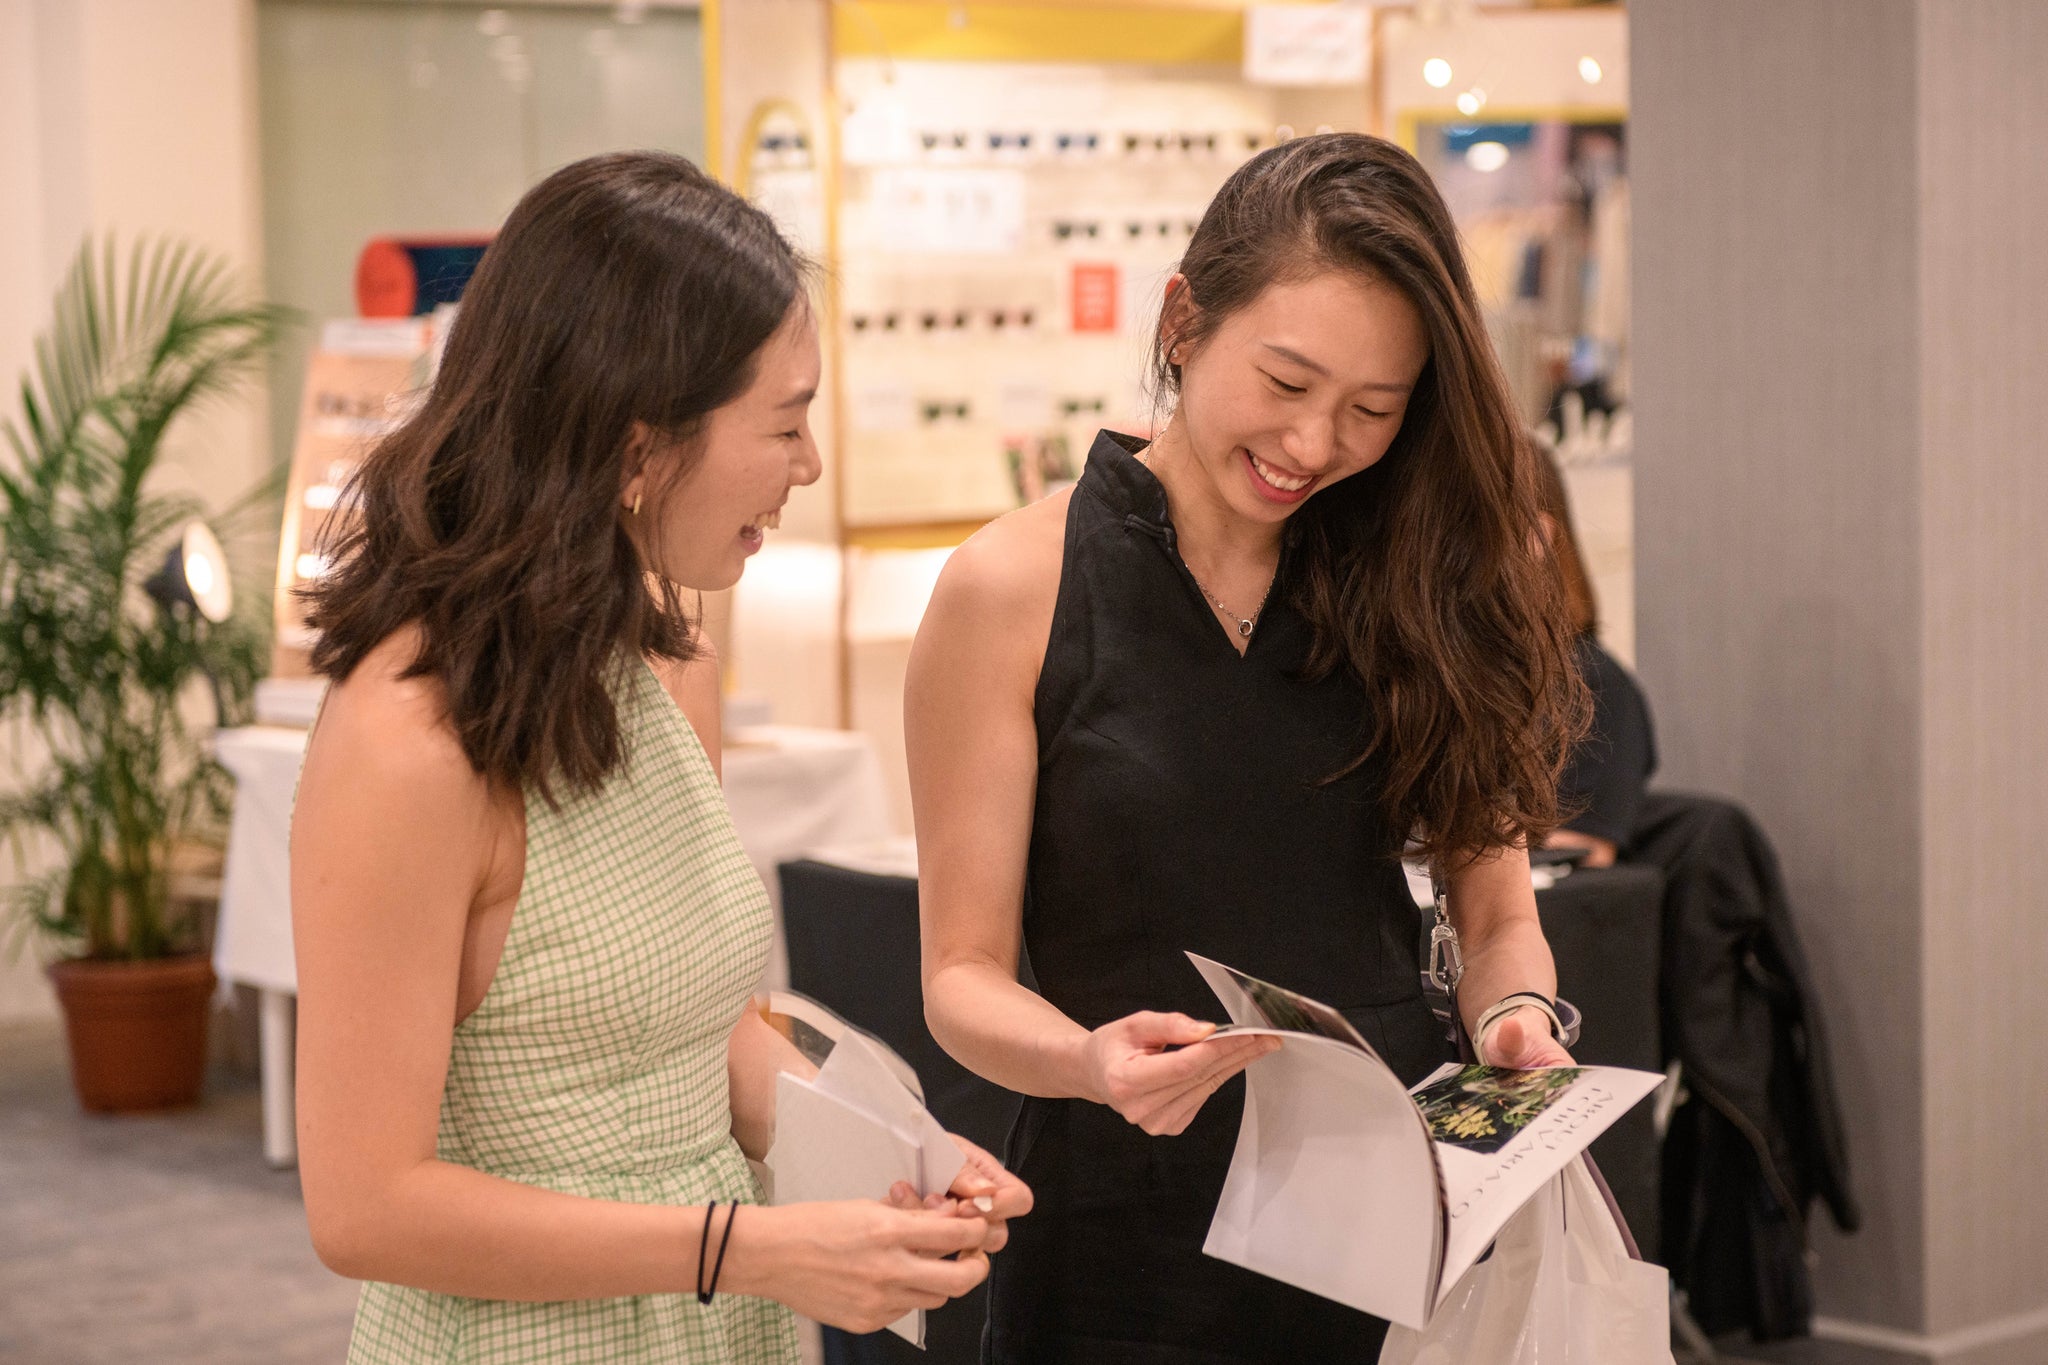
[1110,1036,1274,1120]
[1155,1090,1215,1135]
[895,1243,990,1299]
[1120,1032,1274,1098]
[1120,1011,1219,1048]
[1483,1013,1576,1069]
[895,1207,994,1257]
[1142,1070,1225,1135]
[1122,1036,1279,1133]
[942,1135,1033,1223]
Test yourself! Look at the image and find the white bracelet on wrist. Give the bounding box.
[1473,993,1565,1058]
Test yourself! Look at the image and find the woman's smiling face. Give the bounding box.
[627,306,823,592]
[1167,270,1431,526]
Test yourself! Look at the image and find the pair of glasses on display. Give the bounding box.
[1060,397,1108,418]
[1121,131,1259,157]
[755,132,810,156]
[1129,219,1201,240]
[849,310,903,334]
[910,129,1263,161]
[1053,218,1200,243]
[850,308,1042,335]
[920,400,973,424]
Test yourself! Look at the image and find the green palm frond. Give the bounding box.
[0,234,297,961]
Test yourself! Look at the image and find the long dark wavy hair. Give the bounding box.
[303,151,808,802]
[1153,133,1588,868]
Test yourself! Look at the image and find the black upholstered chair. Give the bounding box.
[1534,863,1667,1258]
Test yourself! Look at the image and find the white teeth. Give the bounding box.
[1250,453,1312,492]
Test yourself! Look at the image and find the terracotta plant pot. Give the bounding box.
[46,953,216,1113]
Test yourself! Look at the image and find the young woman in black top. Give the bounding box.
[907,134,1589,1363]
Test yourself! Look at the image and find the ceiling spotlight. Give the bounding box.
[144,521,233,624]
[1579,56,1604,85]
[1423,58,1454,89]
[1456,88,1487,117]
[1465,141,1511,174]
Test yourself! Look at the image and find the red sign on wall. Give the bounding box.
[1070,262,1120,334]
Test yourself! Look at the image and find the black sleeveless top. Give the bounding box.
[985,432,1454,1364]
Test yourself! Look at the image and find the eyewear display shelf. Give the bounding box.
[822,2,1365,548]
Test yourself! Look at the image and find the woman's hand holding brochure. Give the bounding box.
[886,1133,1032,1255]
[759,993,1032,1344]
[1079,1011,1283,1135]
[1479,1008,1576,1070]
[1184,953,1663,1331]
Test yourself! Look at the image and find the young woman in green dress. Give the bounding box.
[291,151,1028,1365]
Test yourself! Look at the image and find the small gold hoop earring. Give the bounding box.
[630,492,643,517]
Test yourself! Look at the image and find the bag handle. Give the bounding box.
[1575,1151,1646,1263]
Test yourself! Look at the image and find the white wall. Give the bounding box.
[0,0,267,1022]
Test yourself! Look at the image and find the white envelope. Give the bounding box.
[764,1018,967,1345]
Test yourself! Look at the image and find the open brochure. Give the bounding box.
[1188,952,1662,1330]
[759,991,966,1348]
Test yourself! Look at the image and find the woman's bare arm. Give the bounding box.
[292,636,994,1315]
[293,639,733,1298]
[1446,847,1574,1067]
[910,506,1276,1129]
[908,511,1097,1098]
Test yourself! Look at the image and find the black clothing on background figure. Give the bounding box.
[1633,792,1862,1341]
[1557,634,1859,1339]
[1559,633,1657,844]
[987,432,1453,1365]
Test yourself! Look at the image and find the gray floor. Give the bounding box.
[1,1017,1892,1365]
[0,1020,359,1364]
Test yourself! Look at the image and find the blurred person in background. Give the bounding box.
[1531,443,1859,1339]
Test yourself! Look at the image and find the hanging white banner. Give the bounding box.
[1245,5,1372,87]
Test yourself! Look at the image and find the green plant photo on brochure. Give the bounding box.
[0,236,292,1110]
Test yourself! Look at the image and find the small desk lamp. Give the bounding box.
[144,520,234,722]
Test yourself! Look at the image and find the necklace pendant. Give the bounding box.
[1237,618,1253,638]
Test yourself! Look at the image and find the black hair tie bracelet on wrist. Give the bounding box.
[696,1200,739,1305]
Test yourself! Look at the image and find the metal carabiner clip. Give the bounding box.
[1425,872,1463,994]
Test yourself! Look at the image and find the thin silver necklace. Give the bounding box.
[1134,443,1277,640]
[1186,565,1276,639]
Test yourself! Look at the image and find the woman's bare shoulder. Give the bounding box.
[932,487,1072,619]
[910,489,1073,701]
[306,626,488,812]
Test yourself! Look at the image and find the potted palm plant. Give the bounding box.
[1,237,288,1112]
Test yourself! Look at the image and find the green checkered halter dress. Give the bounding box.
[347,658,801,1364]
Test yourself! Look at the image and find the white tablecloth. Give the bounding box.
[210,719,892,1164]
[722,725,894,986]
[212,727,318,995]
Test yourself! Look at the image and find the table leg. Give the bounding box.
[260,988,298,1169]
